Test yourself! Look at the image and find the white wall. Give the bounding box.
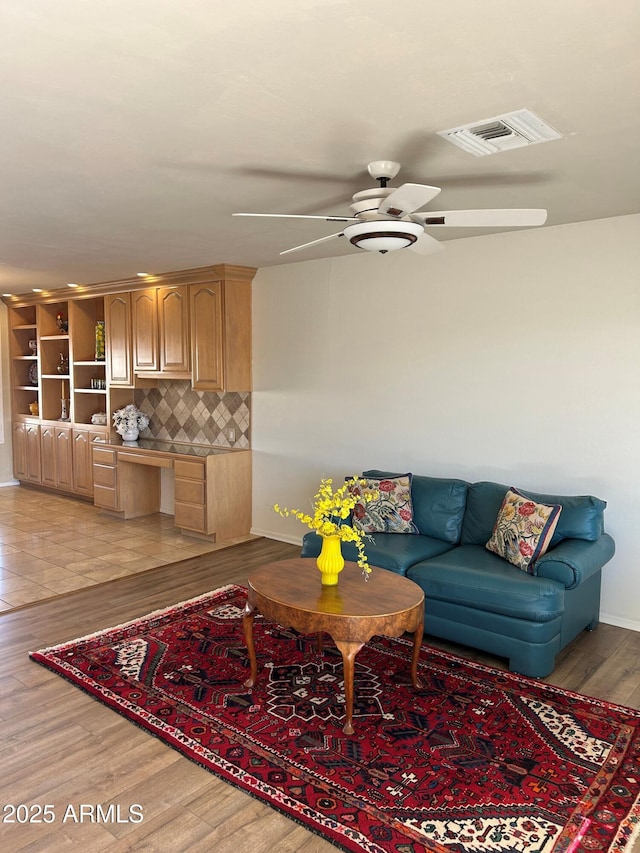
[251,214,640,631]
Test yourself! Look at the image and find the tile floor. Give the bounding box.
[0,485,254,612]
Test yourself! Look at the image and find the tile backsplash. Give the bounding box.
[135,381,250,448]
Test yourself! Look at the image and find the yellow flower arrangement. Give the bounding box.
[274,476,379,575]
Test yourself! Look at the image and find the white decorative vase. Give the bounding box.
[121,429,139,442]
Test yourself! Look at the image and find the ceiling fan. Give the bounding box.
[233,160,547,257]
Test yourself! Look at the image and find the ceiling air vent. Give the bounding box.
[437,109,562,157]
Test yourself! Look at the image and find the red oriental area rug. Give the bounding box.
[30,584,640,853]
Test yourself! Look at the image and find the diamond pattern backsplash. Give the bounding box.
[134,381,250,448]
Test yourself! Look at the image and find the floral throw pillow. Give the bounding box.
[486,487,562,574]
[349,474,419,534]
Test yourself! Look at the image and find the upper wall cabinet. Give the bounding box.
[105,292,132,386]
[132,285,190,378]
[190,275,252,391]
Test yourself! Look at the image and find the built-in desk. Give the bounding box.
[92,440,251,541]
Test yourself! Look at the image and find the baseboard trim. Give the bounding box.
[250,528,303,547]
[600,612,640,633]
[0,479,19,488]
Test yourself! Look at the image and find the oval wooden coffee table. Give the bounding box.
[242,558,425,735]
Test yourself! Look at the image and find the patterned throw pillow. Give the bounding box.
[486,487,562,574]
[350,474,419,534]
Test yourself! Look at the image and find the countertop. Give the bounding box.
[103,439,244,458]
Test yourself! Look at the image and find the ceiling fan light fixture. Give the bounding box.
[343,220,424,253]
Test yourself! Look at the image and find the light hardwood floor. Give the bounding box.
[1,527,639,851]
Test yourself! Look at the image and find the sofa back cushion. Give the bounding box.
[362,470,468,543]
[461,481,606,547]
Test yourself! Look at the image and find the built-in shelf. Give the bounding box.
[75,389,107,395]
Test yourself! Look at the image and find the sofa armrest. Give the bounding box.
[536,533,615,589]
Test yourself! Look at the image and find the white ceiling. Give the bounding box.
[1,0,639,296]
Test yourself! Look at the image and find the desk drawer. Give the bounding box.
[94,484,119,511]
[93,447,116,466]
[174,459,205,480]
[93,464,116,488]
[175,501,206,532]
[175,478,205,505]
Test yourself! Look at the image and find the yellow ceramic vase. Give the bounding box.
[316,534,345,586]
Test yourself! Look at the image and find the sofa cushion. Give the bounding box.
[461,481,606,547]
[407,545,565,622]
[350,474,418,534]
[486,487,562,574]
[362,470,468,543]
[301,530,455,576]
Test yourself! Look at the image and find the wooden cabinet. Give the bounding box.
[92,446,119,511]
[190,276,252,391]
[3,264,255,501]
[41,425,73,491]
[12,422,41,483]
[158,286,190,373]
[93,444,251,542]
[174,459,207,533]
[174,451,251,539]
[72,429,105,497]
[105,292,133,386]
[132,285,190,377]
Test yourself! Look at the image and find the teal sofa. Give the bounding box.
[300,471,615,678]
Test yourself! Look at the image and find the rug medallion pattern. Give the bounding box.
[30,585,640,853]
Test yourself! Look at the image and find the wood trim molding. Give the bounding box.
[1,264,258,308]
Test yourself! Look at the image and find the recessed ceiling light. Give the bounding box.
[136,272,150,277]
[67,282,79,288]
[2,292,13,297]
[32,288,43,293]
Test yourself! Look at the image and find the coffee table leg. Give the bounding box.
[242,601,258,689]
[334,640,364,735]
[410,619,424,689]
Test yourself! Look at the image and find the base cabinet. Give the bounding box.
[93,445,251,541]
[13,422,41,484]
[92,447,119,510]
[72,430,95,497]
[41,426,73,491]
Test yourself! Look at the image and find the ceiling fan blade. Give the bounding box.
[379,183,441,218]
[280,231,344,256]
[408,231,444,255]
[233,212,358,222]
[412,209,548,227]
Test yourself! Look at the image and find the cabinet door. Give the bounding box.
[55,428,73,491]
[12,423,28,480]
[132,289,158,372]
[190,283,224,390]
[42,426,73,490]
[106,293,132,386]
[25,424,42,483]
[41,426,57,487]
[72,430,93,497]
[158,286,190,373]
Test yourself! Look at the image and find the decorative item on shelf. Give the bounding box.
[112,404,149,444]
[28,339,37,354]
[59,398,70,422]
[91,412,108,425]
[274,476,380,584]
[29,401,39,416]
[56,352,69,374]
[95,320,105,361]
[56,313,68,333]
[28,362,38,386]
